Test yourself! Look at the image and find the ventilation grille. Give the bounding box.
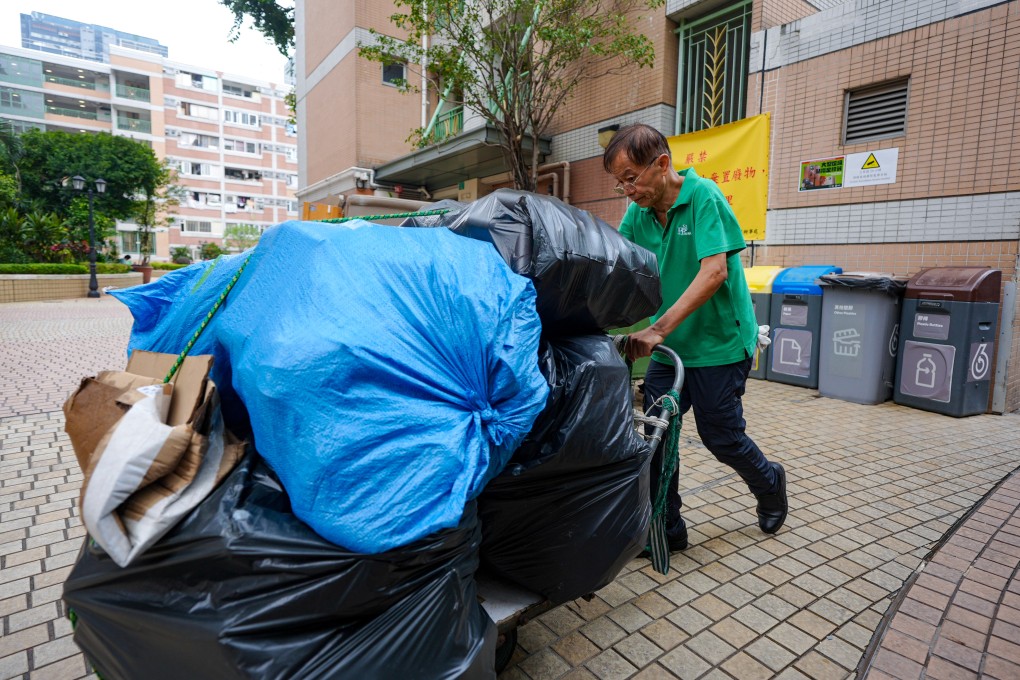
[844,80,908,145]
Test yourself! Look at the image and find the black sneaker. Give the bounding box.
[756,462,788,534]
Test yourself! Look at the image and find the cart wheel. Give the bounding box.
[494,627,518,674]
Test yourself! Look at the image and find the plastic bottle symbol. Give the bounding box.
[915,353,937,389]
[971,343,990,380]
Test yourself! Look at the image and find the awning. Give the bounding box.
[372,124,551,191]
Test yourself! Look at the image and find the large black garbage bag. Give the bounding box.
[410,190,661,334]
[513,334,647,474]
[63,453,495,680]
[479,453,650,605]
[478,335,652,603]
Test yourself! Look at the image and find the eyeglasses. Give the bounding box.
[612,156,660,195]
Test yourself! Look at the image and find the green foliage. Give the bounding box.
[200,242,225,260]
[220,0,294,55]
[360,0,662,190]
[170,246,193,264]
[0,263,131,274]
[17,129,167,221]
[224,223,262,251]
[151,262,189,270]
[0,172,17,209]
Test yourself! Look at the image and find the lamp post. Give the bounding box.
[71,175,107,299]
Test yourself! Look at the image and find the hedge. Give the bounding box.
[151,262,189,271]
[0,263,133,275]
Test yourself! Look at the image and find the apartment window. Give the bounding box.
[223,82,255,98]
[382,61,406,87]
[843,79,909,145]
[183,220,214,233]
[180,132,219,149]
[677,1,752,133]
[223,109,260,127]
[0,86,26,109]
[284,146,297,162]
[176,71,217,92]
[181,161,220,177]
[225,167,263,182]
[120,231,139,253]
[224,138,260,155]
[286,174,299,189]
[179,102,218,120]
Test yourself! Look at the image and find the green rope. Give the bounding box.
[320,208,451,224]
[163,254,252,384]
[650,389,682,525]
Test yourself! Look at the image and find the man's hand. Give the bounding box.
[624,326,666,362]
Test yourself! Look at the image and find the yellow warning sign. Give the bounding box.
[861,153,880,169]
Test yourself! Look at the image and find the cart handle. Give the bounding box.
[613,336,685,450]
[642,343,684,451]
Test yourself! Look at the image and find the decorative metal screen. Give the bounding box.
[677,2,751,134]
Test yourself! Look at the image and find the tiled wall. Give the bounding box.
[0,274,144,303]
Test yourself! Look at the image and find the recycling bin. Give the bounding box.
[767,265,843,388]
[817,273,908,404]
[894,267,1001,417]
[745,266,785,380]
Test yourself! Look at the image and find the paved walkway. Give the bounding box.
[1,297,1019,680]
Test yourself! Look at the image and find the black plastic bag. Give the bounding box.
[63,453,495,680]
[479,335,651,603]
[479,452,650,605]
[512,334,649,474]
[818,272,909,296]
[409,190,661,334]
[399,198,467,227]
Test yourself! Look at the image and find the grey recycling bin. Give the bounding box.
[818,273,908,404]
[767,265,842,388]
[894,267,1001,417]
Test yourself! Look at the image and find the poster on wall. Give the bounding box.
[799,157,845,191]
[667,113,770,242]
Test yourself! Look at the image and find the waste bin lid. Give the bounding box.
[818,271,909,296]
[745,266,785,293]
[904,267,1002,303]
[772,265,843,296]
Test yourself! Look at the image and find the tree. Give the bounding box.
[224,223,262,251]
[133,165,182,266]
[360,0,661,191]
[219,0,294,56]
[17,130,168,221]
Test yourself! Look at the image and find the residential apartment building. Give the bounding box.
[20,11,168,63]
[294,0,1020,412]
[0,37,297,261]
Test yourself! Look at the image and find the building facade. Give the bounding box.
[295,0,1020,412]
[20,12,169,63]
[0,39,297,261]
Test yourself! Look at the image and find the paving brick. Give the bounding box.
[553,632,600,667]
[658,645,711,680]
[684,630,735,666]
[639,620,687,652]
[614,633,663,668]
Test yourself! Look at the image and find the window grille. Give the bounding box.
[677,1,751,134]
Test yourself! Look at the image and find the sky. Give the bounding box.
[0,0,291,84]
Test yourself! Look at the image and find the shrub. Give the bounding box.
[151,262,188,271]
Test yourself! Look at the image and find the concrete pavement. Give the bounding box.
[1,297,1019,680]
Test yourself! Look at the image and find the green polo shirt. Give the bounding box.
[619,167,758,368]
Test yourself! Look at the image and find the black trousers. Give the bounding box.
[643,357,777,537]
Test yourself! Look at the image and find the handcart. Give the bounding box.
[479,340,685,673]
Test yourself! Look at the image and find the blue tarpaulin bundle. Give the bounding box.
[111,220,548,553]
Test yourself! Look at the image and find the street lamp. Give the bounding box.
[71,175,107,299]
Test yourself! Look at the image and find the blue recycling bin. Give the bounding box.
[767,265,843,388]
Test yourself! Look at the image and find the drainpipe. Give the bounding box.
[537,161,570,204]
[535,172,558,199]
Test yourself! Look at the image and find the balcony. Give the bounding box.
[117,115,152,134]
[115,84,151,102]
[424,106,464,146]
[46,105,97,120]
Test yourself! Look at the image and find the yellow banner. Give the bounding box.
[666,113,770,241]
